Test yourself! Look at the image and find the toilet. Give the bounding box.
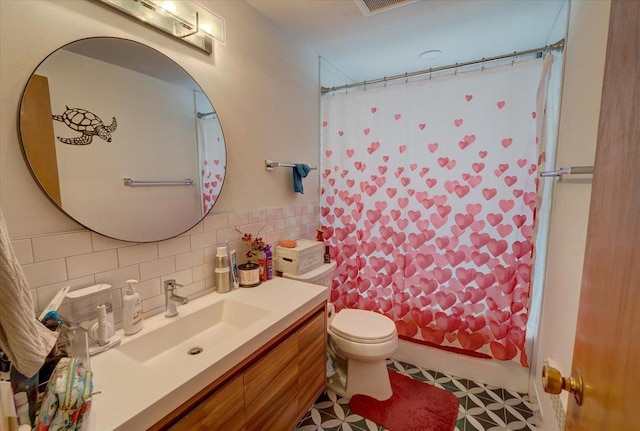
[282,261,398,401]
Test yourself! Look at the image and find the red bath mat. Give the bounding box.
[349,370,458,431]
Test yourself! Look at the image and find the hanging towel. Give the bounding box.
[293,164,311,194]
[0,209,57,378]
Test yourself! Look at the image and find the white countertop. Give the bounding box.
[89,278,328,431]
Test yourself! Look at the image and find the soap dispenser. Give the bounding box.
[123,279,143,335]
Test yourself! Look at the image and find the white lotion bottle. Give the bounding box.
[123,279,143,335]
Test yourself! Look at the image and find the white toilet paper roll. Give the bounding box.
[327,303,335,325]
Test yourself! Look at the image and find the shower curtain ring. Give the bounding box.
[512,52,517,66]
[404,72,408,84]
[363,80,367,91]
[455,63,458,75]
[383,77,387,87]
[429,68,433,79]
[481,58,485,71]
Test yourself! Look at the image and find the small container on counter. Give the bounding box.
[215,246,231,293]
[123,279,143,335]
[265,245,273,280]
[258,249,267,282]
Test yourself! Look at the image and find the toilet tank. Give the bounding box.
[281,261,336,288]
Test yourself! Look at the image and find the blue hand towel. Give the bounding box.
[293,164,311,194]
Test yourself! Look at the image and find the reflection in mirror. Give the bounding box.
[19,37,226,242]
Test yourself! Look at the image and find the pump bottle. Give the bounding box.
[123,279,143,335]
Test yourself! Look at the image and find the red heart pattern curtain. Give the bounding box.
[321,60,545,365]
[197,118,225,215]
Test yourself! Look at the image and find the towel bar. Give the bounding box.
[123,177,194,186]
[265,160,318,171]
[540,166,594,177]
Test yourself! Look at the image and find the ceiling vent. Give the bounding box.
[354,0,416,16]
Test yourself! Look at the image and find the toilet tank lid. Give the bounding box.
[330,309,397,340]
[282,261,336,281]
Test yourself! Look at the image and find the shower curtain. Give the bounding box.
[196,117,225,215]
[321,58,551,365]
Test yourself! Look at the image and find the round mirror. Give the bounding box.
[18,37,226,242]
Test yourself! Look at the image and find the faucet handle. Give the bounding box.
[164,279,183,291]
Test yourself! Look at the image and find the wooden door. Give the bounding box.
[565,0,640,429]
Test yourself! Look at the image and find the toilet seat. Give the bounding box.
[329,309,397,344]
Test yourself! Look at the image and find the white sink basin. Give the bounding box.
[117,299,270,366]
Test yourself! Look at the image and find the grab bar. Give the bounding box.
[123,177,194,186]
[540,166,594,177]
[265,160,318,171]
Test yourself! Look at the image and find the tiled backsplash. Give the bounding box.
[12,204,319,325]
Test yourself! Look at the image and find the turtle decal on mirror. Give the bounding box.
[52,106,117,145]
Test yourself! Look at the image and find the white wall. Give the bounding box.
[530,1,611,429]
[0,1,320,320]
[40,49,201,241]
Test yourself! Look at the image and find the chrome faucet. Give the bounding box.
[164,279,189,318]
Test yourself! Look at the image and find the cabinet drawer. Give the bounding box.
[245,363,298,431]
[168,374,244,431]
[244,334,298,405]
[298,310,325,352]
[298,335,325,417]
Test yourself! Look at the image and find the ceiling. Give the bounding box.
[246,0,567,86]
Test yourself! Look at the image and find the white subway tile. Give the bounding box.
[205,278,215,290]
[190,230,218,250]
[179,280,207,298]
[286,216,302,227]
[142,294,165,316]
[139,256,176,281]
[216,227,241,243]
[158,236,190,258]
[110,287,123,309]
[283,206,297,217]
[274,219,287,230]
[112,307,124,326]
[95,264,140,289]
[267,207,285,220]
[265,231,283,245]
[32,232,92,262]
[203,245,215,264]
[117,243,158,266]
[192,262,213,282]
[203,212,228,231]
[131,278,162,301]
[11,239,33,265]
[228,210,249,225]
[249,209,267,223]
[301,213,318,225]
[176,249,204,271]
[261,220,275,234]
[67,250,118,279]
[22,258,67,289]
[226,240,244,257]
[91,232,132,251]
[284,227,303,238]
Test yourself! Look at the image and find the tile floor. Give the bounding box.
[296,359,536,431]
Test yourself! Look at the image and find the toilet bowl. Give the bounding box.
[282,261,398,401]
[328,308,398,400]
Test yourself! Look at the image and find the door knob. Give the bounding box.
[542,365,584,406]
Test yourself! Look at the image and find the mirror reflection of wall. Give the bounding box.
[19,38,227,242]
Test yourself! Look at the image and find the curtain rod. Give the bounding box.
[321,39,565,95]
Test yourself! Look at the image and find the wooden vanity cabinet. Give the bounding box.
[166,374,245,431]
[158,303,326,431]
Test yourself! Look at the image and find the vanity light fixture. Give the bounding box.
[92,0,225,54]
